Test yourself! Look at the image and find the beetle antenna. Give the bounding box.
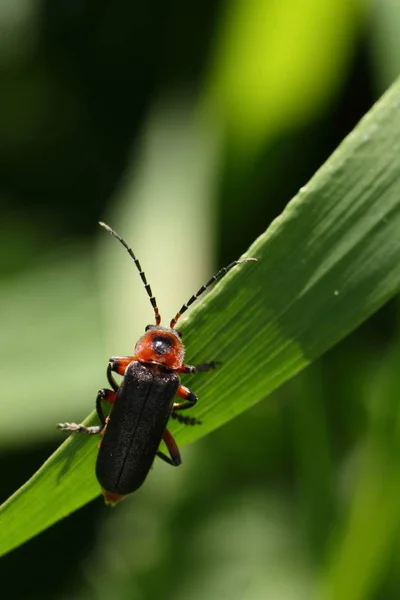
[170,257,257,328]
[99,222,161,325]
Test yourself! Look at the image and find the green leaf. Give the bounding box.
[2,77,400,556]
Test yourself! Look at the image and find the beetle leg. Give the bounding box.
[106,356,136,392]
[108,356,136,377]
[57,388,116,435]
[192,360,221,372]
[173,385,197,411]
[171,386,201,424]
[170,411,201,426]
[106,363,119,391]
[156,428,181,466]
[96,388,117,425]
[57,422,103,435]
[176,361,220,374]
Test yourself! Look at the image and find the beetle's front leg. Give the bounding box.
[107,356,136,389]
[176,361,220,374]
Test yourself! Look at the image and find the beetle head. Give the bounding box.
[135,326,184,370]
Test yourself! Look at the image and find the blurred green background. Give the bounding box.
[1,0,400,598]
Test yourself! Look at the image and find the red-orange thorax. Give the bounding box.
[134,326,184,370]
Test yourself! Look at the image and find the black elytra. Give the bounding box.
[96,362,180,495]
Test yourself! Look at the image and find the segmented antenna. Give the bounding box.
[99,222,161,325]
[170,258,257,328]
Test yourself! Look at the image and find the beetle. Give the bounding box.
[58,222,256,504]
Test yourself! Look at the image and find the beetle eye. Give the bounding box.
[176,330,182,338]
